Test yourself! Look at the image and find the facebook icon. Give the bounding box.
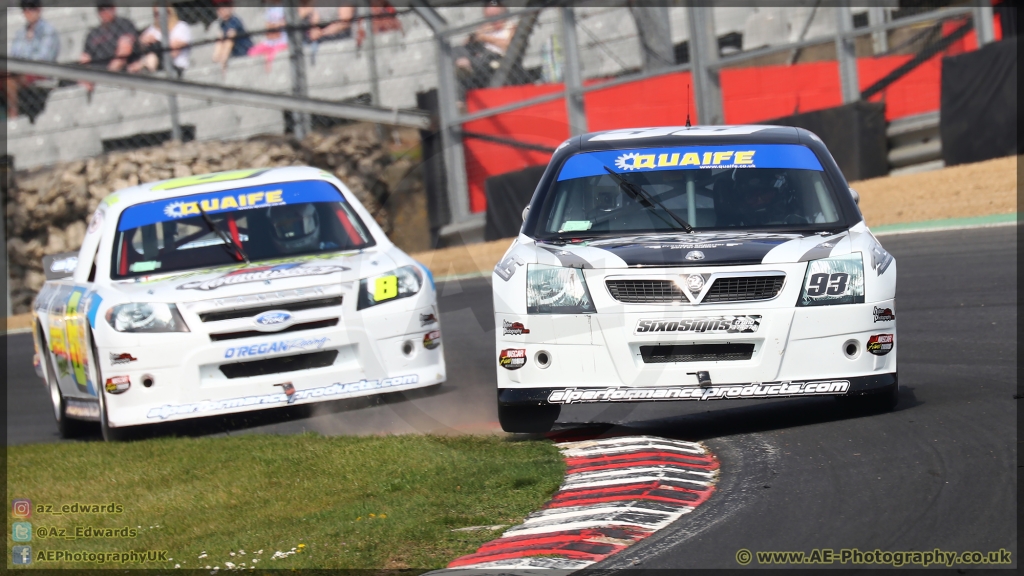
[12,545,32,565]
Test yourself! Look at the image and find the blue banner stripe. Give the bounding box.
[557,144,823,181]
[118,180,345,231]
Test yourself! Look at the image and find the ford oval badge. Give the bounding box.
[254,310,292,329]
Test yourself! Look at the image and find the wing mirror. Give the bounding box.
[849,188,860,205]
[42,251,79,280]
[522,205,531,221]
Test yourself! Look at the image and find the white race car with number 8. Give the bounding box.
[32,167,444,440]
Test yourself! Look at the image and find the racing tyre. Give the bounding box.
[836,382,899,413]
[498,404,560,433]
[43,349,90,439]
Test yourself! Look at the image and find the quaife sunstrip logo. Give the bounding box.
[735,547,1012,567]
[547,380,850,404]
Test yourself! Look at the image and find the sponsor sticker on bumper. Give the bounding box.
[635,315,760,334]
[547,380,851,404]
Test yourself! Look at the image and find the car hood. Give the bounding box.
[109,250,395,303]
[532,231,853,269]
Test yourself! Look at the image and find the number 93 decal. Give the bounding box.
[805,272,849,297]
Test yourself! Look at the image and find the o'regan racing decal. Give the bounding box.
[146,374,420,419]
[547,380,851,404]
[867,334,894,356]
[180,263,349,291]
[499,348,527,370]
[635,316,760,334]
[557,144,823,181]
[224,337,330,359]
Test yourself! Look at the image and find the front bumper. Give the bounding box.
[95,300,446,428]
[499,373,897,406]
[496,300,897,393]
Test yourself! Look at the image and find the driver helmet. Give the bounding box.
[740,173,780,209]
[268,204,320,253]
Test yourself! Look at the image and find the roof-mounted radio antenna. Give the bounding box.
[685,83,692,128]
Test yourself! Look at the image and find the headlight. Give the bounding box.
[358,265,424,310]
[105,303,190,332]
[527,264,596,314]
[797,253,865,306]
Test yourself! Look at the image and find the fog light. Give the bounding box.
[535,350,551,369]
[142,375,155,388]
[402,340,415,357]
[843,340,860,359]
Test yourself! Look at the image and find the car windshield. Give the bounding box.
[531,144,845,239]
[111,180,374,279]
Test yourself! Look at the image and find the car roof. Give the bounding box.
[101,166,336,210]
[577,124,803,152]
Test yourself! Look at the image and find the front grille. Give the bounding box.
[220,350,339,379]
[209,319,339,341]
[199,297,343,322]
[640,343,755,363]
[607,280,687,304]
[703,276,785,303]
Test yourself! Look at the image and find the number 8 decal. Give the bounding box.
[806,272,849,297]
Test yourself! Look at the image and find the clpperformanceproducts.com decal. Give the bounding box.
[547,380,851,404]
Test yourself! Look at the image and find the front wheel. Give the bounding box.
[498,404,560,433]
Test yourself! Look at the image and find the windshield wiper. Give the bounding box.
[197,204,250,265]
[603,167,694,233]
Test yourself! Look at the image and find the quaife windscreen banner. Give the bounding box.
[117,180,345,231]
[557,144,824,181]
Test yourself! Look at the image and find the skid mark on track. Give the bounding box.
[442,436,719,571]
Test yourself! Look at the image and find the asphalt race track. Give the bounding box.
[5,225,1017,568]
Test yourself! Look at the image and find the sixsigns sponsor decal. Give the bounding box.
[873,307,895,322]
[146,374,420,419]
[867,334,894,356]
[179,263,348,291]
[503,320,530,336]
[547,380,851,404]
[635,316,760,335]
[499,348,527,370]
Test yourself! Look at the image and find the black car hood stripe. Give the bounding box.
[583,233,806,267]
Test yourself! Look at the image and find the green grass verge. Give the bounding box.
[7,434,564,570]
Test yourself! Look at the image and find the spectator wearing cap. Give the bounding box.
[6,0,60,119]
[128,5,191,77]
[247,3,290,70]
[79,1,139,73]
[212,0,253,71]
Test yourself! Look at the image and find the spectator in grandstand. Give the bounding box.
[454,1,517,93]
[212,0,253,71]
[320,5,356,41]
[247,3,290,71]
[128,5,191,77]
[298,0,322,44]
[79,1,140,73]
[6,0,60,119]
[355,0,403,48]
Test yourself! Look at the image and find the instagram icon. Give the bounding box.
[12,499,31,518]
